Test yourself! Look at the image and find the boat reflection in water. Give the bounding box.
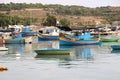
[111,50,120,53]
[77,48,91,59]
[35,55,71,61]
[70,46,95,61]
[6,44,23,59]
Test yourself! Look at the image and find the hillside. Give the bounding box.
[5,8,103,27]
[0,3,120,27]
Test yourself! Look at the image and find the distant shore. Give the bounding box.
[91,30,120,37]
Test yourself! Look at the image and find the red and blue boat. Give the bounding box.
[59,33,102,46]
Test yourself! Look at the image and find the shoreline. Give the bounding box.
[91,30,120,37]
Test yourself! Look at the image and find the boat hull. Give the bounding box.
[100,38,119,42]
[59,40,102,46]
[34,48,70,55]
[111,45,120,50]
[38,36,59,41]
[5,39,25,44]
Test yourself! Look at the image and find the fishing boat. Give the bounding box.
[37,26,59,41]
[111,45,120,50]
[22,27,37,37]
[59,33,101,46]
[0,47,8,51]
[4,32,25,44]
[34,48,70,55]
[59,39,101,46]
[100,35,119,42]
[100,37,119,42]
[4,30,25,44]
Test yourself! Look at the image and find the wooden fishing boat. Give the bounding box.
[100,37,119,42]
[34,48,70,55]
[59,39,101,46]
[4,31,26,44]
[59,32,101,46]
[37,26,59,41]
[111,45,120,50]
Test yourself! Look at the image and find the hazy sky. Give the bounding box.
[0,0,120,8]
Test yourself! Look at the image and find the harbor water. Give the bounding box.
[0,41,120,80]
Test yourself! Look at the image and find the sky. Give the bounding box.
[0,0,120,8]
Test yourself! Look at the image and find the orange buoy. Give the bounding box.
[0,66,8,71]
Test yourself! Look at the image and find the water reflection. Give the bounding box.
[33,41,59,49]
[0,44,8,55]
[35,55,71,61]
[5,44,23,59]
[70,46,95,61]
[77,48,91,59]
[6,44,23,54]
[34,45,96,63]
[0,50,8,55]
[111,50,120,53]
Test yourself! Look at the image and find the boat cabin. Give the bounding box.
[38,26,60,36]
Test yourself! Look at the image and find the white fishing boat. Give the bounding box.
[37,26,60,41]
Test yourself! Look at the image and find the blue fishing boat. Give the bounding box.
[5,32,25,44]
[22,27,37,37]
[34,48,70,55]
[59,33,102,46]
[59,39,101,46]
[111,45,120,50]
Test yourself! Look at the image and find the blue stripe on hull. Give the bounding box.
[22,32,37,37]
[38,36,59,41]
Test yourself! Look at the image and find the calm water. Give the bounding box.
[0,41,120,80]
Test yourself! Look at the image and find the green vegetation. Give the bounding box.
[0,13,37,27]
[0,3,119,27]
[41,13,56,26]
[59,18,70,26]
